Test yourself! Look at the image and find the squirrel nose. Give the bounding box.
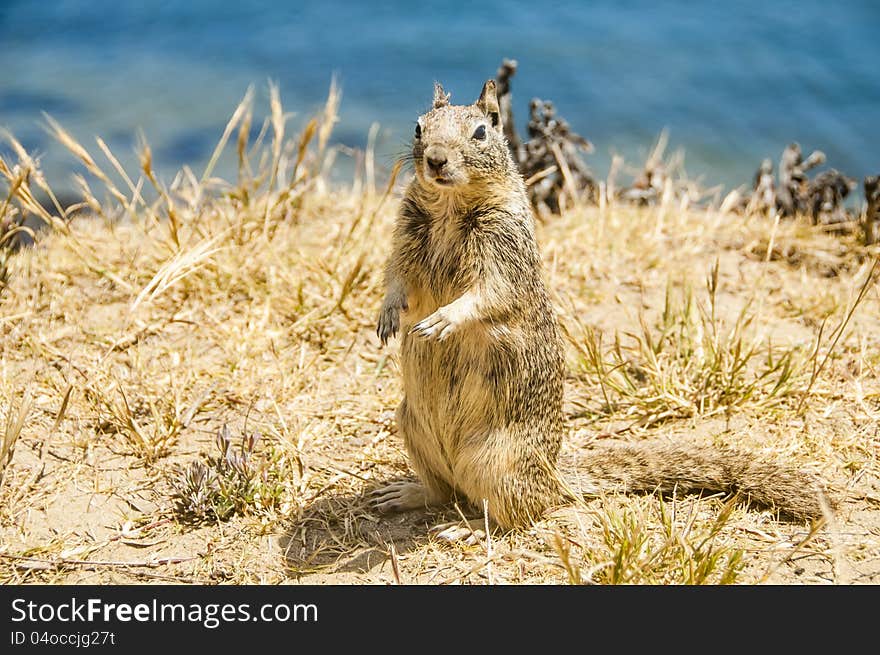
[424,146,447,173]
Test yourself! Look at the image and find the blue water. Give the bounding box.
[1,0,878,195]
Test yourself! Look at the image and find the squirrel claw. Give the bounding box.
[430,520,486,545]
[411,311,455,341]
[369,481,431,513]
[377,306,401,346]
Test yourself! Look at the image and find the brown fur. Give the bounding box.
[373,80,831,531]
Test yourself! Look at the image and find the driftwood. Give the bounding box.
[745,158,776,215]
[620,163,667,205]
[619,134,671,206]
[865,176,880,246]
[494,60,596,214]
[491,59,872,235]
[776,142,826,217]
[740,143,857,228]
[492,58,695,213]
[522,98,597,212]
[617,131,705,208]
[807,169,856,225]
[495,58,521,154]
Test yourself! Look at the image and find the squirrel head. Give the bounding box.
[411,80,514,193]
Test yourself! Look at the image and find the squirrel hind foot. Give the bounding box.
[369,480,439,514]
[430,519,488,545]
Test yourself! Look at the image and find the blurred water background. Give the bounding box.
[1,0,877,196]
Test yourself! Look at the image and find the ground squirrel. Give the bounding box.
[372,80,830,539]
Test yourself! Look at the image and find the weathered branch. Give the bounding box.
[864,176,880,245]
[494,60,596,214]
[777,143,826,217]
[807,169,856,225]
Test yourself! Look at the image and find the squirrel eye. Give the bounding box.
[472,125,487,140]
[414,123,422,139]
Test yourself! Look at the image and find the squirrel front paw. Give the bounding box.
[377,297,408,346]
[410,308,457,341]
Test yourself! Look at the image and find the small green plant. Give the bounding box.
[85,384,182,462]
[170,424,296,524]
[568,261,806,427]
[555,496,745,585]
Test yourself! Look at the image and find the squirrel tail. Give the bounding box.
[572,441,833,521]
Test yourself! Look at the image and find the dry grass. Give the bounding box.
[1,87,879,585]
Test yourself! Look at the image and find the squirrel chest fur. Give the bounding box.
[372,80,830,533]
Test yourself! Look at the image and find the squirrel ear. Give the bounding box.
[476,80,502,132]
[433,82,450,109]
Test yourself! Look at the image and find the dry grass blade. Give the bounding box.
[550,141,581,211]
[365,122,380,196]
[237,100,255,178]
[795,258,877,415]
[1,133,69,232]
[96,137,141,201]
[317,76,341,160]
[337,158,403,257]
[262,81,288,237]
[552,531,583,584]
[0,393,32,487]
[388,542,402,584]
[49,386,73,438]
[203,85,255,183]
[130,231,228,312]
[0,150,133,287]
[138,136,183,249]
[291,118,318,185]
[43,114,129,208]
[2,132,71,226]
